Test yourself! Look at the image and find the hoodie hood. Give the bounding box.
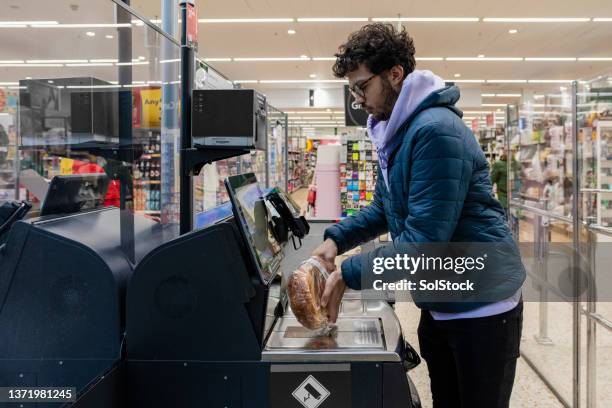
[367,70,446,187]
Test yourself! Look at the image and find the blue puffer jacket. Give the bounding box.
[324,86,526,313]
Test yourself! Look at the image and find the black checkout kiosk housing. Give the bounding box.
[0,85,420,407]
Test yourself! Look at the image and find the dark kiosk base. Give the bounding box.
[0,183,420,408]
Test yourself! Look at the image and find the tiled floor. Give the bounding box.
[394,301,564,408]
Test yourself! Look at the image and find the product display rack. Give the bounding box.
[577,91,612,227]
[339,130,378,217]
[267,106,288,191]
[133,128,162,217]
[0,122,18,201]
[510,99,574,221]
[287,126,307,193]
[476,126,506,167]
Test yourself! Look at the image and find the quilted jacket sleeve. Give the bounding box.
[341,122,472,289]
[323,168,389,255]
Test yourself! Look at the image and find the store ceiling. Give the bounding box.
[2,0,612,111]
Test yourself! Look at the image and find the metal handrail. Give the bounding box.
[510,200,573,224]
[581,307,612,333]
[581,188,612,193]
[586,223,612,238]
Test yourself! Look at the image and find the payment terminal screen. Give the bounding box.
[226,173,282,283]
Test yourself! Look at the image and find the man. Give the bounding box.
[490,150,508,214]
[312,24,525,408]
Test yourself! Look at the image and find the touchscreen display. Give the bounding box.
[225,173,282,283]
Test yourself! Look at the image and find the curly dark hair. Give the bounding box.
[332,23,416,79]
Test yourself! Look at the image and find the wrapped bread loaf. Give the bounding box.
[287,257,333,333]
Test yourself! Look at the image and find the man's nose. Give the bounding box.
[354,93,366,105]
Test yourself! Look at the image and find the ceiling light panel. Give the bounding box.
[372,17,479,22]
[26,59,87,63]
[32,23,131,28]
[234,57,310,61]
[297,18,369,22]
[199,18,294,23]
[446,57,524,61]
[483,17,591,23]
[525,57,577,61]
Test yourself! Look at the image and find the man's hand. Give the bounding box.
[321,270,346,323]
[312,238,338,272]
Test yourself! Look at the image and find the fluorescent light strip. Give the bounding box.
[115,61,150,66]
[0,60,25,64]
[312,57,336,61]
[259,79,347,83]
[525,57,577,61]
[486,79,527,83]
[578,57,612,61]
[593,18,612,22]
[0,63,63,67]
[527,79,573,83]
[26,59,88,64]
[0,24,27,28]
[482,103,509,107]
[372,17,479,22]
[65,85,121,89]
[66,62,113,67]
[297,18,369,22]
[234,57,310,62]
[0,82,19,86]
[447,79,486,83]
[160,58,180,63]
[0,20,58,25]
[290,116,343,120]
[416,57,445,61]
[32,23,131,28]
[89,59,118,63]
[234,80,259,84]
[482,93,522,97]
[446,57,523,61]
[203,58,232,62]
[483,17,591,23]
[199,18,294,23]
[286,111,345,114]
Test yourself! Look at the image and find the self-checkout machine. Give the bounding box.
[123,2,421,407]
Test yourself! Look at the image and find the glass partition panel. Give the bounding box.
[0,0,183,398]
[267,105,288,190]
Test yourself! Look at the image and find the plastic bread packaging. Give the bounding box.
[287,256,337,336]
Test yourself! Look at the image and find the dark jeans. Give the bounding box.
[417,302,523,408]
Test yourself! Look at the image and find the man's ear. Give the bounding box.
[388,65,405,87]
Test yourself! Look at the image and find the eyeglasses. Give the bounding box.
[348,74,377,99]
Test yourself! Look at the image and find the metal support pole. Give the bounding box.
[571,80,582,408]
[586,226,597,408]
[535,211,553,345]
[117,0,135,264]
[284,113,289,192]
[179,0,195,234]
[160,0,179,228]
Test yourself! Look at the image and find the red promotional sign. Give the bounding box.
[486,114,494,128]
[186,3,198,46]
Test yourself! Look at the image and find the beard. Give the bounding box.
[371,77,400,121]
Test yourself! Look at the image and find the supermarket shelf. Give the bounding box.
[134,180,161,185]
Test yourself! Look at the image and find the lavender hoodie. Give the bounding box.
[367,70,445,188]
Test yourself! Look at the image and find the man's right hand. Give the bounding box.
[312,238,338,272]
